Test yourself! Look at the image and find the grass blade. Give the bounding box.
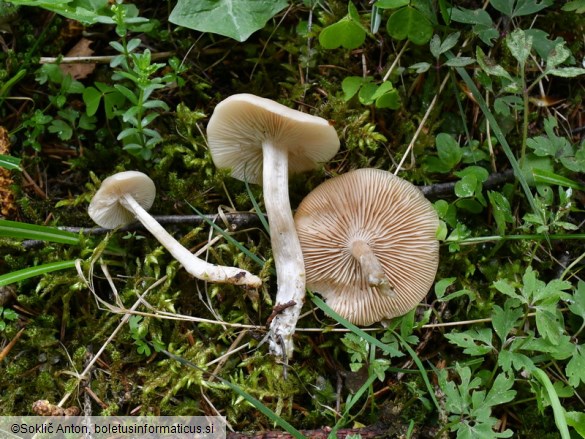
[244,179,269,233]
[532,168,585,191]
[0,154,21,171]
[0,260,77,287]
[311,294,403,358]
[447,51,540,219]
[0,219,80,245]
[532,368,570,439]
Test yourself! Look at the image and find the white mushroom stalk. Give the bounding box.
[262,140,306,359]
[88,171,262,288]
[206,94,340,359]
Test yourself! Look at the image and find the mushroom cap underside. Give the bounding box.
[207,94,340,185]
[88,171,156,229]
[294,168,439,326]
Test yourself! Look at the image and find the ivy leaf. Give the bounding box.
[386,6,433,45]
[169,0,288,42]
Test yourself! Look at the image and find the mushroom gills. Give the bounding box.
[350,240,395,298]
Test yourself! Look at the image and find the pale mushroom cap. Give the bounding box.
[294,168,439,326]
[88,171,156,229]
[206,94,340,185]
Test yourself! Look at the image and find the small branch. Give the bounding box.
[39,52,174,64]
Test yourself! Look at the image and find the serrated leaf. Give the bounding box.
[444,328,494,356]
[566,411,585,437]
[493,279,523,301]
[169,0,288,42]
[566,344,585,387]
[386,6,433,45]
[569,281,585,320]
[492,302,523,343]
[498,350,535,374]
[483,373,516,407]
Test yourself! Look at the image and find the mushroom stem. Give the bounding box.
[262,141,306,359]
[350,240,395,297]
[120,193,262,288]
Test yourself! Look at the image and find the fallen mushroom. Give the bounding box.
[294,168,439,325]
[206,94,340,359]
[88,171,262,288]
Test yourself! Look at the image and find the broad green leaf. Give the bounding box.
[455,174,477,198]
[498,350,535,374]
[444,328,495,356]
[566,344,585,387]
[483,373,516,407]
[83,86,102,117]
[534,303,563,344]
[6,0,109,24]
[319,16,366,49]
[386,6,433,45]
[436,133,462,170]
[562,0,585,13]
[476,47,513,80]
[169,0,288,42]
[341,76,364,101]
[506,29,532,69]
[488,191,514,235]
[569,281,585,320]
[548,67,585,78]
[492,302,523,343]
[493,279,523,301]
[566,411,585,437]
[434,277,456,299]
[449,7,492,26]
[375,0,409,8]
[375,89,400,109]
[491,0,552,18]
[546,42,571,69]
[0,154,21,171]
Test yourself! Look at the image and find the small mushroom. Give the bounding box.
[88,171,262,288]
[294,168,439,325]
[207,94,340,358]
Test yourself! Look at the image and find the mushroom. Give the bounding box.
[88,171,262,288]
[294,168,439,325]
[206,94,340,358]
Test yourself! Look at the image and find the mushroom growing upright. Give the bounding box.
[88,171,262,288]
[207,94,340,359]
[294,168,439,325]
